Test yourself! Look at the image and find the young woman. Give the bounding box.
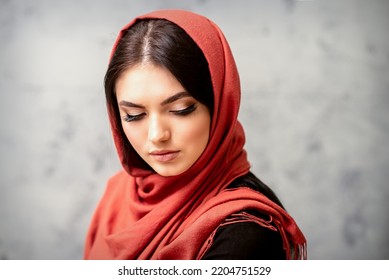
[84,9,306,260]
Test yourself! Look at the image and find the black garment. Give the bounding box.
[201,172,286,260]
[201,219,285,260]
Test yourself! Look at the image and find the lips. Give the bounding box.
[149,150,180,162]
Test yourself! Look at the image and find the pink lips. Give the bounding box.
[149,150,179,162]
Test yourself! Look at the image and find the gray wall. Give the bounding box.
[1,0,388,259]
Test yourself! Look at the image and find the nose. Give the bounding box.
[148,115,170,143]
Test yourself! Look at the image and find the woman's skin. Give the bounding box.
[115,63,211,177]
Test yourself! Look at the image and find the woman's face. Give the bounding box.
[115,63,211,177]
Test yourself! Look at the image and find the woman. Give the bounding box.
[84,9,306,260]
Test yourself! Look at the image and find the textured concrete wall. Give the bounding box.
[1,0,388,259]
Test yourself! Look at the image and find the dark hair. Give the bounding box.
[104,19,213,170]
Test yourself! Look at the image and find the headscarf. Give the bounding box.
[84,9,306,260]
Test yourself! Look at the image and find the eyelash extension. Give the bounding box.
[123,113,145,122]
[171,104,197,116]
[123,104,197,122]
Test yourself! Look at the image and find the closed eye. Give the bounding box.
[170,104,197,116]
[123,113,145,122]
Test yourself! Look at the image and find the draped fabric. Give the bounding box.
[84,9,306,260]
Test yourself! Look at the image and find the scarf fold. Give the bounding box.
[84,9,306,260]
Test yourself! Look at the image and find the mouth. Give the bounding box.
[149,150,180,162]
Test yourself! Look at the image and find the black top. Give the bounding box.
[201,172,286,260]
[201,216,285,260]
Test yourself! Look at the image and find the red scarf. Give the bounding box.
[84,9,306,260]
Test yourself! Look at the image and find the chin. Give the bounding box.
[155,170,181,177]
[153,166,189,177]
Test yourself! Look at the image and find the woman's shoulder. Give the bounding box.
[201,172,286,260]
[201,211,285,260]
[99,170,133,204]
[226,171,284,208]
[107,169,130,184]
[105,169,133,190]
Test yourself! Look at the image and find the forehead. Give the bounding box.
[115,64,186,101]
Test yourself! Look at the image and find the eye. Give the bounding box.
[123,113,145,122]
[170,104,197,116]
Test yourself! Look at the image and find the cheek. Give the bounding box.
[179,115,210,145]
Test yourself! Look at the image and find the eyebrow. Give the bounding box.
[160,91,191,106]
[119,91,191,108]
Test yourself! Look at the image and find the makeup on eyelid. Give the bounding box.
[121,103,198,122]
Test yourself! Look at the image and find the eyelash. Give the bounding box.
[171,103,197,116]
[123,104,197,122]
[123,113,145,122]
